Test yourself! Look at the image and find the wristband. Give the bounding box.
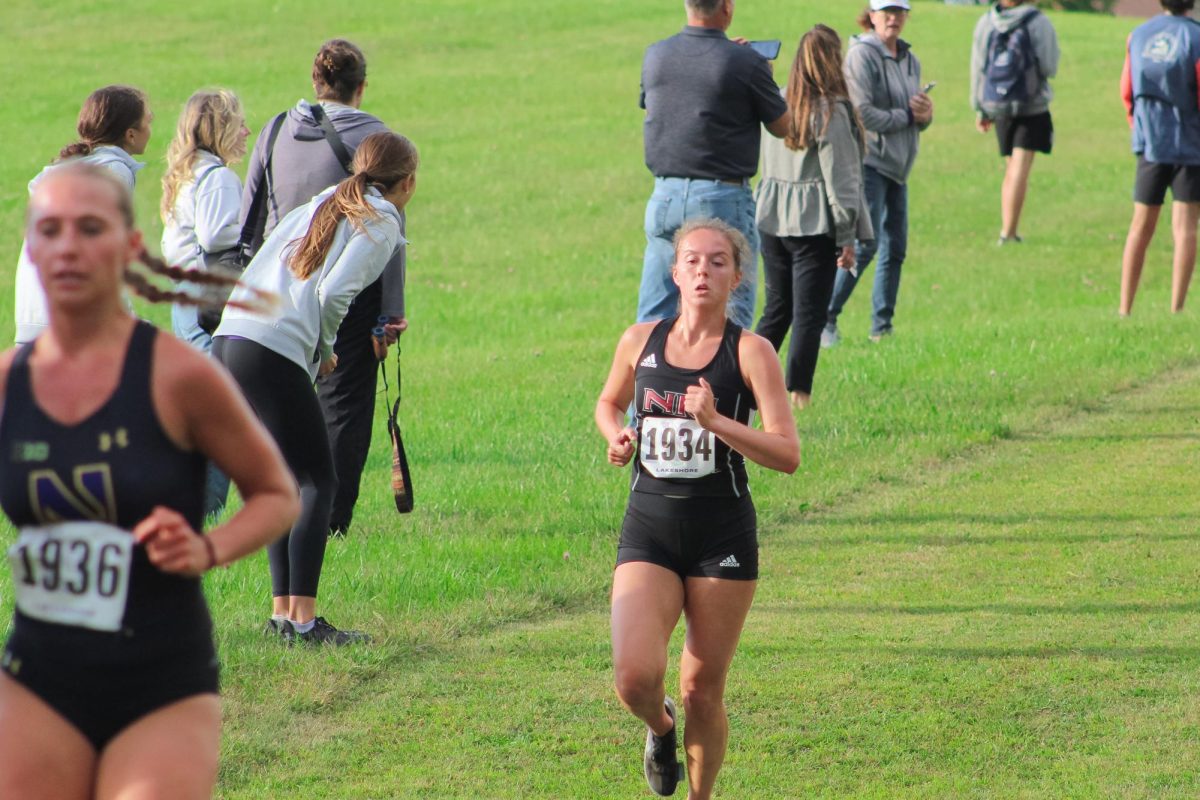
[202,535,218,571]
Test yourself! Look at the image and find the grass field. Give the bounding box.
[3,0,1200,797]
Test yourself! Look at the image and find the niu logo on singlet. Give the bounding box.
[641,388,718,418]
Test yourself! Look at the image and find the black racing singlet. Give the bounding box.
[631,317,756,498]
[0,321,211,640]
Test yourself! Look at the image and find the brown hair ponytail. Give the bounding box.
[286,131,419,280]
[129,249,276,315]
[59,85,147,160]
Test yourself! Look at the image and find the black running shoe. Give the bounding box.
[295,617,371,646]
[644,697,683,796]
[263,618,288,637]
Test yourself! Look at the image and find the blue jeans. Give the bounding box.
[826,165,908,336]
[637,177,759,329]
[173,304,231,518]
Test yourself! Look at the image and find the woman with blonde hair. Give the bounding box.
[0,161,297,799]
[161,89,250,350]
[214,130,419,645]
[14,85,153,345]
[755,24,871,409]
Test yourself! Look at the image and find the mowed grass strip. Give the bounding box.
[215,367,1200,799]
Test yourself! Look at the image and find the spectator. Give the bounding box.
[971,0,1060,245]
[1119,0,1200,315]
[823,0,933,347]
[637,0,789,331]
[756,25,871,409]
[240,39,408,537]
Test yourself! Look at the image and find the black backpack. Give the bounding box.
[980,10,1042,118]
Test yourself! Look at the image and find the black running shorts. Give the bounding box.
[995,111,1053,157]
[616,492,758,581]
[1134,156,1200,206]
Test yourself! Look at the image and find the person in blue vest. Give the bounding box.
[1119,0,1200,316]
[970,0,1059,246]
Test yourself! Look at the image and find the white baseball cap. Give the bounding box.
[869,0,911,9]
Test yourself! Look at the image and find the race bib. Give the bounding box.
[639,417,716,479]
[9,521,133,632]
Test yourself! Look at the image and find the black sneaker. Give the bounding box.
[263,618,289,637]
[644,697,683,796]
[294,616,371,646]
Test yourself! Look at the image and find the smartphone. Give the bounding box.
[749,39,782,60]
[922,81,937,93]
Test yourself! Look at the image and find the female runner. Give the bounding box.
[0,162,298,798]
[14,84,153,345]
[214,130,418,645]
[595,218,800,798]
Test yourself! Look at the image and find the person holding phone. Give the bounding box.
[637,0,790,332]
[755,25,871,409]
[597,218,799,799]
[970,0,1060,245]
[822,0,932,347]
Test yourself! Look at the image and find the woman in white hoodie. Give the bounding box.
[213,131,418,645]
[14,85,153,345]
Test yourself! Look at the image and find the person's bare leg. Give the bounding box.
[0,675,95,800]
[612,562,685,736]
[1121,203,1162,316]
[1170,201,1200,313]
[95,694,221,800]
[678,577,756,800]
[1000,148,1037,239]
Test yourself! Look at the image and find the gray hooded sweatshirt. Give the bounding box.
[239,100,407,317]
[970,3,1059,119]
[844,33,930,185]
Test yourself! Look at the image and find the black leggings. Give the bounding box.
[755,232,838,394]
[213,337,333,598]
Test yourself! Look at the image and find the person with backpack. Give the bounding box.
[822,0,933,347]
[239,39,408,538]
[1119,0,1200,316]
[970,0,1060,246]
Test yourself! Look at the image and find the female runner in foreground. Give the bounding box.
[595,218,800,798]
[0,162,299,799]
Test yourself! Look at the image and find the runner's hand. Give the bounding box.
[685,377,718,429]
[134,506,210,577]
[607,426,637,467]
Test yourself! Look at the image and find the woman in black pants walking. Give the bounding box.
[754,25,870,409]
[214,131,419,645]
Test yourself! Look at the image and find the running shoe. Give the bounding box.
[644,697,683,796]
[263,618,289,637]
[294,617,371,646]
[820,326,840,349]
[996,234,1023,246]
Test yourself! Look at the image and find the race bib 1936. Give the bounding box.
[9,521,133,632]
[639,417,716,479]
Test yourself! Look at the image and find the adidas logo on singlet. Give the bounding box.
[719,555,740,568]
[640,353,658,368]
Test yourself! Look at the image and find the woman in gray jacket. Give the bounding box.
[823,0,933,346]
[755,25,871,409]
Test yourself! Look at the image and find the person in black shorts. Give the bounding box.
[0,162,298,799]
[1118,0,1200,316]
[595,218,799,798]
[971,0,1060,245]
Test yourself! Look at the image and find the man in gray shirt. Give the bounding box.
[638,0,788,330]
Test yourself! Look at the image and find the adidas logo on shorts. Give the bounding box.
[640,353,658,368]
[719,554,740,568]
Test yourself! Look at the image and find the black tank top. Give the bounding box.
[0,321,210,639]
[631,317,755,498]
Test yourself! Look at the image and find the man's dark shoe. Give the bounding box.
[295,616,371,646]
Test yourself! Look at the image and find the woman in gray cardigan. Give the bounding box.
[755,25,872,409]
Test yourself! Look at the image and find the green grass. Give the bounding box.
[3,0,1199,796]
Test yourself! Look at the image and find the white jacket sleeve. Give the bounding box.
[194,167,243,253]
[315,219,401,361]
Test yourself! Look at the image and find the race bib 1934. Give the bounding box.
[9,521,133,632]
[639,417,716,479]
